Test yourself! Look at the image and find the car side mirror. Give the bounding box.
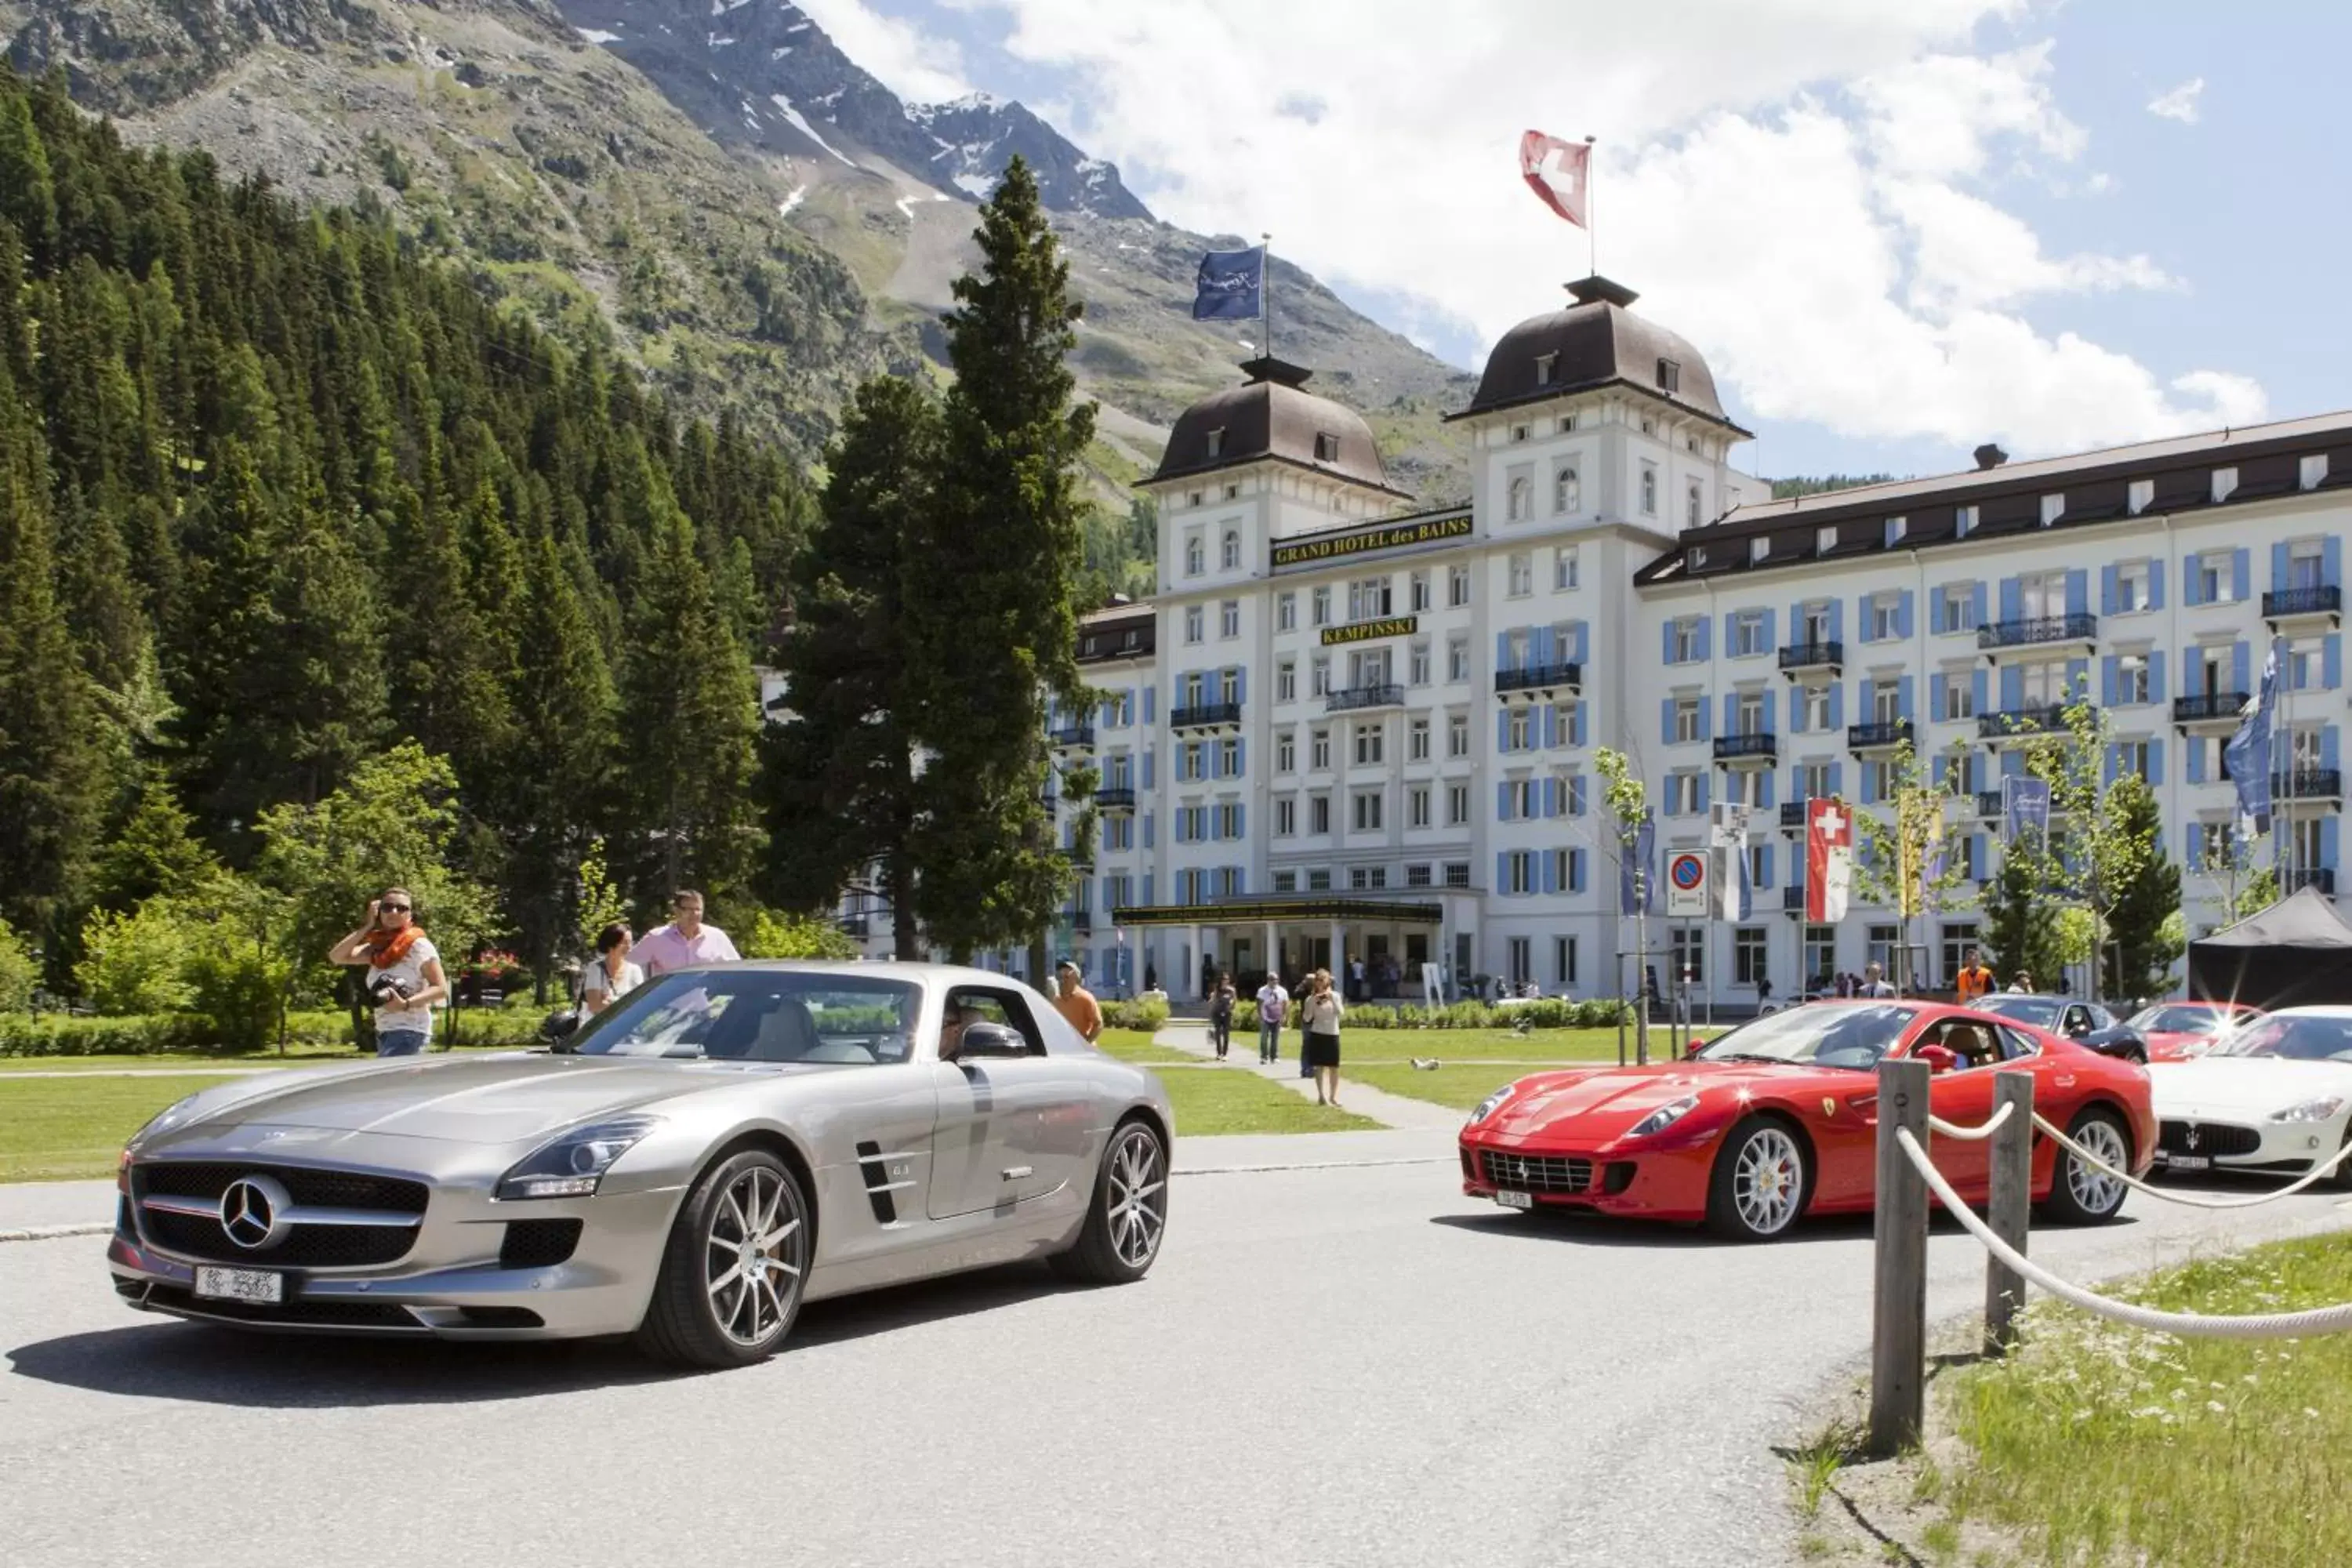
[1915,1044,1958,1075]
[954,1022,1032,1061]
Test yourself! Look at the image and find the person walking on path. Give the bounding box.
[1300,970,1345,1106]
[634,890,740,977]
[328,888,449,1057]
[1255,973,1290,1065]
[1054,960,1104,1044]
[580,923,644,1018]
[1862,961,1896,998]
[1955,948,1997,1004]
[1207,972,1236,1059]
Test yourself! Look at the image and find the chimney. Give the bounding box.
[1973,442,2008,471]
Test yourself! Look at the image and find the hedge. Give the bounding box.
[1230,996,1633,1033]
[0,1005,550,1058]
[1101,996,1171,1032]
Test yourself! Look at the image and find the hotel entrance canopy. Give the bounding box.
[1109,897,1445,927]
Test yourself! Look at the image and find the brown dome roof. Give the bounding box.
[1152,358,1408,497]
[1455,277,1747,434]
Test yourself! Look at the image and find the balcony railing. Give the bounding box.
[1094,786,1137,810]
[1977,612,2098,652]
[1777,640,1844,673]
[1713,732,1778,764]
[1169,701,1242,730]
[1976,705,2071,742]
[1494,661,1583,695]
[1326,683,1405,713]
[2285,868,2338,897]
[2275,768,2344,800]
[1780,800,1808,831]
[1047,723,1095,749]
[2172,691,2249,724]
[2263,584,2342,621]
[1846,719,1915,752]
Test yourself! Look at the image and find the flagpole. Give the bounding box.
[1261,231,1273,361]
[1583,135,1597,277]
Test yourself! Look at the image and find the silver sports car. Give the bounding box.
[105,962,1174,1367]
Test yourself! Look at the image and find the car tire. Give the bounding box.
[2327,1125,2352,1194]
[1050,1116,1168,1285]
[2038,1108,2131,1226]
[1705,1116,1811,1243]
[634,1149,810,1369]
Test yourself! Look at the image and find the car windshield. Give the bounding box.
[2210,1015,2352,1063]
[1694,1004,1914,1071]
[2126,1004,2227,1034]
[1978,996,2060,1028]
[568,970,920,1065]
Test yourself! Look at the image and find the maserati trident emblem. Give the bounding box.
[2185,1124,2201,1152]
[218,1174,294,1250]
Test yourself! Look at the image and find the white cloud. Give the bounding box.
[789,0,973,103]
[2147,77,2205,124]
[956,0,2261,459]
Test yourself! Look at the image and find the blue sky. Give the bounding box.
[805,1,2343,482]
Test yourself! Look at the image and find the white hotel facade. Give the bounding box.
[865,277,2347,1004]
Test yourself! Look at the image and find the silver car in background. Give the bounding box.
[106,963,1174,1367]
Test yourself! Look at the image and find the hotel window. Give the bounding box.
[1730,609,1766,657]
[1449,713,1470,757]
[1657,358,1681,394]
[2194,550,2233,602]
[1276,731,1296,772]
[1686,478,1704,528]
[1311,728,1332,769]
[2287,638,2319,691]
[1508,708,1533,750]
[1447,782,1471,825]
[1668,617,1700,663]
[1348,866,1389,891]
[1873,683,1900,724]
[1410,570,1431,612]
[2117,739,2151,781]
[1410,642,1431,686]
[1512,424,1530,443]
[1640,463,1658,516]
[1554,464,1581,516]
[1665,771,1699,815]
[1348,576,1392,619]
[1352,790,1384,831]
[2290,539,2325,589]
[1354,724,1385,765]
[1219,600,1239,638]
[1865,758,1896,800]
[1409,717,1431,760]
[1312,585,1331,625]
[1275,799,1297,837]
[1276,660,1297,702]
[2116,560,2151,612]
[1508,472,1534,521]
[1314,432,1340,461]
[1673,697,1700,743]
[1406,863,1433,888]
[1939,583,1978,633]
[1219,738,1241,776]
[1277,592,1297,631]
[1555,935,1578,986]
[2118,653,2151,704]
[1409,786,1432,827]
[1449,564,1472,606]
[1506,852,1535,895]
[1534,351,1558,387]
[1180,742,1205,782]
[1184,605,1203,644]
[1869,591,1899,641]
[1221,529,1240,569]
[1214,804,1242,840]
[1555,545,1580,590]
[1311,655,1330,696]
[1669,927,1704,983]
[1723,770,1761,808]
[1735,690,1765,735]
[1942,671,1975,720]
[1307,868,1333,891]
[1447,635,1470,682]
[1184,534,1203,575]
[1204,429,1225,458]
[1310,794,1331,834]
[1801,684,1831,731]
[1508,553,1534,597]
[1504,779,1537,820]
[1445,861,1472,888]
[1220,667,1240,703]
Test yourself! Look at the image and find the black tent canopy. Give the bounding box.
[2186,887,2352,1010]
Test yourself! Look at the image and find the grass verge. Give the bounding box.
[1337,1026,1682,1065]
[1346,1064,1519,1112]
[0,1074,244,1182]
[1094,1029,1196,1065]
[1150,1069,1381,1137]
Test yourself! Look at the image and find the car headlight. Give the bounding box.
[497,1116,662,1200]
[1627,1095,1700,1139]
[2267,1097,2346,1125]
[1469,1086,1518,1125]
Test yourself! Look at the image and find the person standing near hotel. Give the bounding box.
[1054,960,1104,1044]
[1301,969,1345,1108]
[634,890,741,977]
[1207,971,1236,1060]
[1256,971,1290,1065]
[1955,948,1997,1005]
[328,888,448,1056]
[580,924,644,1017]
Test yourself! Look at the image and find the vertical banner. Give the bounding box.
[1619,814,1657,916]
[1805,797,1853,923]
[2225,636,2281,836]
[1710,801,1751,920]
[2002,776,2052,846]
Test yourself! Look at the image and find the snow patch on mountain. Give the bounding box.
[778,185,808,218]
[769,93,855,165]
[575,27,622,44]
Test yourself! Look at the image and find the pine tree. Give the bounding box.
[93,775,222,910]
[907,157,1098,961]
[763,376,939,955]
[2101,775,2182,998]
[1982,847,2065,993]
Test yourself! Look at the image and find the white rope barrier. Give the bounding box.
[1927,1101,2014,1142]
[1893,1127,2352,1338]
[2029,1111,2352,1210]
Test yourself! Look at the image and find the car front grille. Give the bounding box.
[1480,1149,1593,1193]
[139,1209,418,1267]
[137,1163,428,1214]
[499,1219,583,1269]
[2158,1121,2262,1158]
[141,1284,423,1330]
[131,1161,427,1269]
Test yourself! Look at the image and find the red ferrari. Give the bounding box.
[1458,1000,2156,1241]
[2123,1000,2265,1062]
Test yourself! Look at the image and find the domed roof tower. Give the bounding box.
[1151,358,1412,501]
[1455,277,1748,436]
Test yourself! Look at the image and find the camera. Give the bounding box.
[368,975,416,1009]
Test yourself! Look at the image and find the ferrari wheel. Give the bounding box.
[1706,1117,1810,1242]
[636,1149,810,1368]
[2038,1109,2129,1226]
[1051,1117,1167,1285]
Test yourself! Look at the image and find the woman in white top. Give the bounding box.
[1299,968,1346,1108]
[327,887,449,1056]
[582,923,646,1016]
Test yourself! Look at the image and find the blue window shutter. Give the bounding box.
[2324,817,2340,872]
[1572,702,1588,748]
[2184,557,2204,608]
[1999,576,2022,622]
[1828,598,1846,644]
[2101,656,2118,706]
[1972,668,1988,716]
[1698,698,1714,742]
[1234,666,1247,704]
[1235,739,1247,776]
[1144,813,1155,849]
[2100,564,2118,614]
[2150,656,2167,705]
[1143,872,1154,904]
[2187,742,2205,784]
[1541,851,1559,895]
[2000,666,2024,710]
[2327,535,2343,587]
[1764,688,1779,732]
[1497,782,1512,821]
[1696,617,1712,662]
[1542,705,1559,749]
[2103,744,2122,785]
[1144,686,1156,723]
[1828,762,1844,799]
[1573,621,1591,664]
[1971,581,1987,629]
[1661,622,1675,664]
[2149,740,2165,787]
[1206,743,1221,781]
[1898,676,1915,719]
[1499,709,1512,751]
[1721,692,1737,734]
[2001,750,2025,781]
[2066,658,2089,700]
[2234,641,2250,693]
[1896,590,1915,640]
[2148,559,2166,610]
[1933,753,1948,786]
[1661,698,1675,746]
[1860,678,1875,720]
[1499,630,1515,670]
[1761,608,1777,650]
[1497,852,1511,894]
[1695,775,1711,813]
[2325,633,2343,690]
[1759,769,1776,808]
[1570,775,1588,815]
[1143,750,1156,789]
[2180,647,2197,696]
[1827,684,1845,731]
[1931,673,1948,718]
[2065,568,2088,617]
[2325,725,2342,769]
[2231,547,2250,601]
[1860,764,1878,806]
[1571,850,1587,893]
[1535,626,1556,665]
[1235,804,1246,839]
[2272,541,2292,590]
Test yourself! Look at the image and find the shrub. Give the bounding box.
[1101,996,1170,1032]
[739,909,858,960]
[0,918,36,1013]
[74,902,197,1014]
[186,947,292,1054]
[0,1014,214,1057]
[1232,997,1632,1032]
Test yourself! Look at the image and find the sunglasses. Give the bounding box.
[381,903,412,913]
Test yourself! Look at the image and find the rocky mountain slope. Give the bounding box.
[5,0,1476,496]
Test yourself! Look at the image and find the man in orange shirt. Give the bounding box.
[1956,948,1998,1004]
[1052,960,1104,1043]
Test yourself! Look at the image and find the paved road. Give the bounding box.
[3,1154,2346,1568]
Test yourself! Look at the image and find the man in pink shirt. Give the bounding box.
[633,890,742,976]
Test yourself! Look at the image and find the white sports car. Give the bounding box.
[2147,1006,2352,1187]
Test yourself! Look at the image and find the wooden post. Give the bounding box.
[1984,1069,2034,1356]
[1870,1057,1931,1457]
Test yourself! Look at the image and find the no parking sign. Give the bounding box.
[1665,851,1710,917]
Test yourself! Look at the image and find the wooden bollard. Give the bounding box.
[1984,1070,2034,1356]
[1870,1057,1931,1457]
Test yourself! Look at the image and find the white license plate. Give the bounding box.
[2160,1154,2211,1172]
[1494,1189,1534,1210]
[194,1266,284,1304]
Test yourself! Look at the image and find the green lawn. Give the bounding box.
[1318,1025,1699,1065]
[0,1073,242,1183]
[1150,1066,1380,1136]
[1094,1029,1196,1065]
[1347,1063,1533,1112]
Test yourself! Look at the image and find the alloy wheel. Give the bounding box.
[1733,1127,1804,1236]
[1105,1125,1167,1269]
[703,1164,806,1348]
[2066,1119,2129,1215]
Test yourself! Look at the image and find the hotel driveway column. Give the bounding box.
[1327,920,1344,981]
[1264,921,1279,982]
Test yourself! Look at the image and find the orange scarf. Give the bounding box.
[365,924,423,969]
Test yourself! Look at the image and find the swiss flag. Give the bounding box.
[1805,798,1853,924]
[1519,131,1590,228]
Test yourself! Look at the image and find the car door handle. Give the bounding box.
[1000,1166,1033,1181]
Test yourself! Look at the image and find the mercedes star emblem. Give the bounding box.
[218,1174,294,1250]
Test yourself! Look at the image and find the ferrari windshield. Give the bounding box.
[1976,996,2061,1028]
[2126,1004,2233,1034]
[2209,1014,2352,1063]
[568,970,921,1064]
[1695,1004,1912,1070]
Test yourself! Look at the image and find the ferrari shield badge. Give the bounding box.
[1820,1097,1837,1118]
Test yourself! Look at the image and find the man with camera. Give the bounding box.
[328,887,451,1055]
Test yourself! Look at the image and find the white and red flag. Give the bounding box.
[1518,131,1591,228]
[1805,798,1854,924]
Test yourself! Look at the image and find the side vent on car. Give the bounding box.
[855,1141,898,1225]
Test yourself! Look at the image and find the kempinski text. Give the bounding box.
[837,277,2345,1001]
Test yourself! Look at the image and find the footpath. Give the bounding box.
[1149,1018,1465,1132]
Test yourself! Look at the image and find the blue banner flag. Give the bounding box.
[1192,246,1265,321]
[1619,814,1657,916]
[2002,776,2050,847]
[2225,636,2282,835]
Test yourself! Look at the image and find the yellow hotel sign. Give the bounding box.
[1270,510,1472,570]
[1320,615,1419,648]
